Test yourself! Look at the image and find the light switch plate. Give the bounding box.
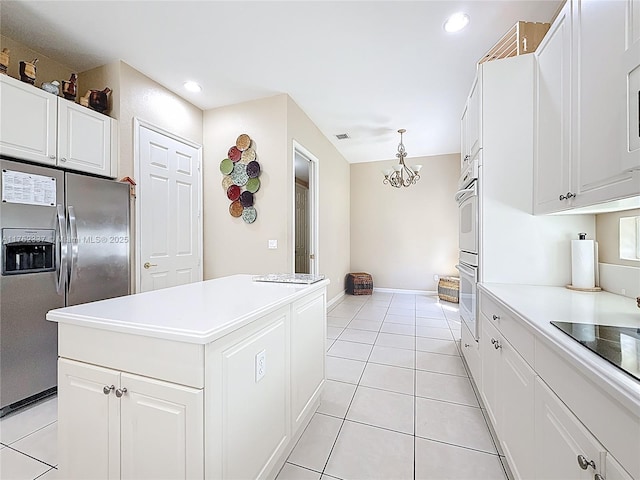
[268,240,277,249]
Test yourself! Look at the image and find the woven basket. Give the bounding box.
[347,272,373,295]
[438,276,460,303]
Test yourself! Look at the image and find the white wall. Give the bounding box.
[350,154,460,291]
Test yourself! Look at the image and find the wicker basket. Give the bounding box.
[438,276,460,303]
[347,272,373,295]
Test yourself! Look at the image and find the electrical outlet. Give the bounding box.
[268,240,277,249]
[255,350,266,382]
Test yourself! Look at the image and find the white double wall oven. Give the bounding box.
[455,156,479,341]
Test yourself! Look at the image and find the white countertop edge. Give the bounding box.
[479,284,640,414]
[47,278,330,345]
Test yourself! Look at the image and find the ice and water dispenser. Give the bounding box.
[1,228,55,275]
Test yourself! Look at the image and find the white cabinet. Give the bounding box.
[0,74,57,165]
[535,0,640,213]
[460,321,480,385]
[0,74,117,178]
[534,1,573,213]
[460,73,482,167]
[479,313,536,480]
[58,358,204,480]
[535,377,604,480]
[57,99,117,177]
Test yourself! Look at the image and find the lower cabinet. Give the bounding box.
[480,315,536,480]
[460,321,481,385]
[535,377,609,480]
[58,358,204,480]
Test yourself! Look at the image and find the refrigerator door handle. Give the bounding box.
[55,204,67,295]
[67,206,79,290]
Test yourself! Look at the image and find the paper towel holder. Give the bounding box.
[566,232,602,292]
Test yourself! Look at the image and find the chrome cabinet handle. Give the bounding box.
[49,155,56,160]
[594,474,604,480]
[143,262,157,269]
[492,314,500,321]
[490,338,502,350]
[103,385,115,395]
[559,192,576,200]
[60,157,67,162]
[115,387,127,398]
[577,454,596,470]
[464,343,470,348]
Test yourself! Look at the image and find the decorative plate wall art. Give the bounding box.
[219,133,261,224]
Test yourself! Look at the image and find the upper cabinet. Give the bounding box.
[0,75,118,178]
[460,74,482,169]
[534,0,640,214]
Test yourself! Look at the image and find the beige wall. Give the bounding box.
[350,154,459,291]
[0,35,75,91]
[596,208,640,267]
[203,95,290,279]
[202,94,351,301]
[286,96,351,301]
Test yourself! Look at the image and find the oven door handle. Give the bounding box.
[454,188,475,203]
[455,263,477,280]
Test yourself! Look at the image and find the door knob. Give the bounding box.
[143,262,157,269]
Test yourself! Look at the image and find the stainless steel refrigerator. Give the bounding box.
[1,158,130,416]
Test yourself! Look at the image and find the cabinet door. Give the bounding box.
[57,99,112,177]
[461,103,469,165]
[573,0,638,205]
[535,377,605,480]
[291,292,325,430]
[479,315,499,429]
[534,1,574,214]
[623,0,640,171]
[604,453,635,480]
[460,321,481,386]
[120,373,203,480]
[58,358,121,480]
[467,73,482,160]
[0,75,57,165]
[499,336,536,480]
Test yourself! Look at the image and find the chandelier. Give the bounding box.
[382,129,422,188]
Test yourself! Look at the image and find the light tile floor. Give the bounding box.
[0,292,509,480]
[276,292,510,480]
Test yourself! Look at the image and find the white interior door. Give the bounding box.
[293,144,318,275]
[137,123,202,292]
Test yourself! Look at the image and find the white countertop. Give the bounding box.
[47,274,330,344]
[479,283,640,413]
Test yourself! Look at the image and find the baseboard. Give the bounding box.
[327,290,346,308]
[373,287,437,296]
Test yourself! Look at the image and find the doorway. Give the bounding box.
[293,143,318,275]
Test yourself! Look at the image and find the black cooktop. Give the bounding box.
[550,321,640,382]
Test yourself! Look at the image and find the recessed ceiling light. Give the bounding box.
[184,81,202,93]
[444,12,470,33]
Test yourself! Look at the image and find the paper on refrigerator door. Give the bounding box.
[1,169,56,207]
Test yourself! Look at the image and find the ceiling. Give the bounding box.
[0,1,562,164]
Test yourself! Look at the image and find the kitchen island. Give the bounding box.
[46,274,329,480]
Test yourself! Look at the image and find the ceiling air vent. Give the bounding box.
[335,133,350,140]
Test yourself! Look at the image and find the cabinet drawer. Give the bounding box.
[480,293,534,366]
[535,339,639,479]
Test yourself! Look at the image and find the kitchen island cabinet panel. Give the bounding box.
[291,292,326,430]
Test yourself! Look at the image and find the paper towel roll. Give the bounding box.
[571,239,595,288]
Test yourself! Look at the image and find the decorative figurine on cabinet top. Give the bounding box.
[80,87,111,114]
[19,58,38,84]
[0,48,9,75]
[61,73,77,100]
[41,80,60,95]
